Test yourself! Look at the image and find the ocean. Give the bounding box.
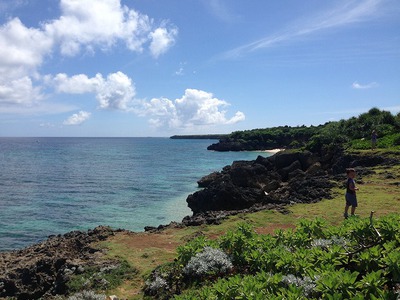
[0,137,272,251]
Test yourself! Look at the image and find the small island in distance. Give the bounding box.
[170,134,229,140]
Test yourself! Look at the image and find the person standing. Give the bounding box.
[344,168,358,218]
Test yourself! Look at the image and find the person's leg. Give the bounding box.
[351,205,357,215]
[351,197,358,215]
[344,204,350,218]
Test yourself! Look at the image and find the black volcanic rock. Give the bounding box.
[187,150,331,215]
[186,148,398,216]
[0,226,122,299]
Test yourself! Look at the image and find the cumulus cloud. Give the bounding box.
[44,0,177,57]
[96,72,136,110]
[0,0,177,108]
[49,73,244,129]
[149,26,178,58]
[63,110,91,125]
[52,73,102,94]
[50,71,136,110]
[136,89,245,129]
[0,18,53,74]
[352,81,378,89]
[45,0,154,56]
[0,18,51,106]
[0,76,43,105]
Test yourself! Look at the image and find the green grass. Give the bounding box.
[67,259,138,294]
[89,152,400,299]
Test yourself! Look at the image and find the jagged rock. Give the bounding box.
[187,150,333,214]
[186,148,398,216]
[197,171,221,188]
[187,179,269,214]
[274,151,302,169]
[278,160,302,181]
[306,162,325,176]
[0,226,121,299]
[1,147,398,299]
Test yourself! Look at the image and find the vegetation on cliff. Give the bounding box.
[1,109,399,299]
[0,149,399,299]
[208,108,400,152]
[145,215,400,299]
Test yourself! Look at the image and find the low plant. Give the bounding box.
[67,260,137,294]
[147,214,400,299]
[183,247,233,278]
[67,290,106,300]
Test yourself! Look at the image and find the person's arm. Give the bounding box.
[348,179,359,191]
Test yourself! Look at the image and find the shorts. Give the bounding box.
[345,193,358,207]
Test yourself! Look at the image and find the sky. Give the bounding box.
[0,0,399,137]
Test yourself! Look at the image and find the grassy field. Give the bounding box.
[96,150,400,299]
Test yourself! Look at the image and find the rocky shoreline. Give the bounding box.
[1,148,398,299]
[157,147,396,229]
[0,226,124,299]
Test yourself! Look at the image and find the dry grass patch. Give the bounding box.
[96,154,399,299]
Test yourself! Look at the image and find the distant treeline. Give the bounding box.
[207,108,400,152]
[170,134,229,140]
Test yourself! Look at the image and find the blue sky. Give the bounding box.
[0,0,399,137]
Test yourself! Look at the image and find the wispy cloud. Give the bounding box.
[352,81,379,89]
[221,0,384,59]
[204,0,239,23]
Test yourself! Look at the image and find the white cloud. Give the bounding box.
[205,0,239,23]
[50,71,136,111]
[226,111,246,124]
[149,26,178,58]
[136,88,245,129]
[352,81,379,89]
[222,0,384,59]
[0,18,51,107]
[175,67,184,76]
[51,73,102,94]
[0,0,177,109]
[96,72,136,110]
[45,0,158,56]
[0,18,53,73]
[0,76,43,105]
[174,62,186,76]
[44,0,178,57]
[50,73,243,129]
[63,110,91,125]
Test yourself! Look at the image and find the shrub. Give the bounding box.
[176,236,214,266]
[281,274,317,298]
[145,275,169,296]
[67,260,137,293]
[183,247,233,278]
[68,290,105,300]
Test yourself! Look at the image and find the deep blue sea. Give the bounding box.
[0,137,271,251]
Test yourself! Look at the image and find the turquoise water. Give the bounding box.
[0,137,271,251]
